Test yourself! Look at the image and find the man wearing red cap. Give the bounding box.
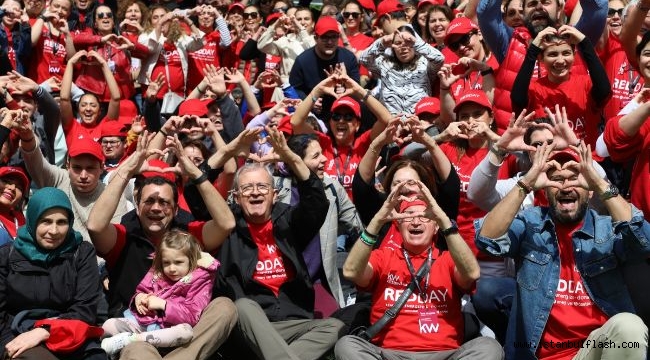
[289,16,360,117]
[337,182,503,359]
[374,0,409,35]
[99,121,129,170]
[477,142,650,359]
[17,119,129,244]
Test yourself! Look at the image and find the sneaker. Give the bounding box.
[101,332,133,356]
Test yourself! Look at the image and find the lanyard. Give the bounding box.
[333,146,353,185]
[46,23,62,57]
[628,66,640,95]
[402,246,433,295]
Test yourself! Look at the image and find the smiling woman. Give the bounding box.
[0,187,105,360]
[0,166,29,245]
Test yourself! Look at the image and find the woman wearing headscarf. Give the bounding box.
[0,187,104,360]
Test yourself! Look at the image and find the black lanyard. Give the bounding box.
[402,246,433,296]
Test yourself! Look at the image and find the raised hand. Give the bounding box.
[562,141,602,191]
[495,109,540,153]
[521,142,563,191]
[437,120,469,143]
[545,105,579,150]
[437,64,462,90]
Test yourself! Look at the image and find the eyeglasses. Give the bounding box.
[448,31,476,51]
[272,6,289,13]
[342,12,361,19]
[97,12,113,19]
[607,8,624,17]
[400,212,432,223]
[141,197,173,209]
[101,139,123,146]
[243,12,259,19]
[331,113,356,122]
[238,182,272,196]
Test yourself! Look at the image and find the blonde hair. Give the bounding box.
[152,229,202,277]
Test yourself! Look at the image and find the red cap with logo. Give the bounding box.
[315,16,341,36]
[418,0,445,8]
[178,99,209,117]
[68,138,105,162]
[266,12,282,26]
[139,159,177,183]
[100,121,129,138]
[453,89,492,113]
[0,166,30,194]
[374,0,404,26]
[357,0,376,11]
[228,2,244,13]
[444,17,479,46]
[415,97,441,116]
[331,96,361,118]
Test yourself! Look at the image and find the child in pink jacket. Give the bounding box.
[101,229,219,356]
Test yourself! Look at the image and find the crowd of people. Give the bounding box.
[1,0,650,358]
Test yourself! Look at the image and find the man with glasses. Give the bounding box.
[335,187,503,359]
[88,133,238,360]
[216,126,344,360]
[99,121,128,170]
[289,16,359,118]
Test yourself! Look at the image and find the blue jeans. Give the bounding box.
[471,277,515,344]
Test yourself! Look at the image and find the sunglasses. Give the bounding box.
[272,6,289,13]
[243,12,259,19]
[342,12,361,19]
[331,113,356,122]
[97,11,113,19]
[607,7,624,17]
[448,31,476,51]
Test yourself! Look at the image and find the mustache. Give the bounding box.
[524,11,556,38]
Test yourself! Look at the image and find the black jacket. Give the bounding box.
[0,242,101,348]
[215,172,328,321]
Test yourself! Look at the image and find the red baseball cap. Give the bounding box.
[178,99,209,117]
[374,0,404,26]
[68,138,105,162]
[228,2,244,13]
[453,89,492,113]
[549,149,581,164]
[444,17,479,46]
[100,121,128,138]
[418,0,445,8]
[314,16,340,36]
[358,0,376,11]
[331,96,361,118]
[266,12,282,26]
[119,99,138,126]
[415,97,441,116]
[0,166,30,194]
[277,115,293,135]
[139,159,177,183]
[34,319,103,354]
[399,199,427,212]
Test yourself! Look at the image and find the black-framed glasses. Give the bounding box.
[400,213,432,223]
[448,31,476,51]
[97,12,113,19]
[238,182,272,196]
[101,139,123,146]
[331,113,356,122]
[243,12,259,19]
[607,8,624,17]
[342,12,360,19]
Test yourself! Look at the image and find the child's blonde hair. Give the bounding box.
[152,229,202,277]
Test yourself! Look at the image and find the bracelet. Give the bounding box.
[360,90,371,103]
[190,172,209,186]
[38,14,47,21]
[311,94,319,103]
[480,68,494,76]
[360,230,377,247]
[516,179,533,194]
[489,143,508,158]
[159,128,169,137]
[197,86,206,94]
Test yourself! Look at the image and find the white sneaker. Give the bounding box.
[101,332,133,356]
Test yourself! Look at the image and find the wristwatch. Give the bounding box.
[599,183,620,201]
[440,220,459,237]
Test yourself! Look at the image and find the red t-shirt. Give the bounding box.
[528,74,602,154]
[448,55,500,99]
[363,248,468,351]
[249,220,295,297]
[598,33,644,122]
[187,31,222,91]
[440,144,498,260]
[64,116,110,146]
[29,27,68,83]
[537,221,608,360]
[150,43,185,99]
[103,222,206,269]
[320,130,373,201]
[348,32,374,77]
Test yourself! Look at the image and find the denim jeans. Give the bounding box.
[471,277,515,344]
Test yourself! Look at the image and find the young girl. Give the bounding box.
[100,230,219,356]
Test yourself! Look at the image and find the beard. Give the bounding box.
[524,10,556,38]
[549,197,589,225]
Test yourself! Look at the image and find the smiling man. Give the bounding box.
[476,143,650,360]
